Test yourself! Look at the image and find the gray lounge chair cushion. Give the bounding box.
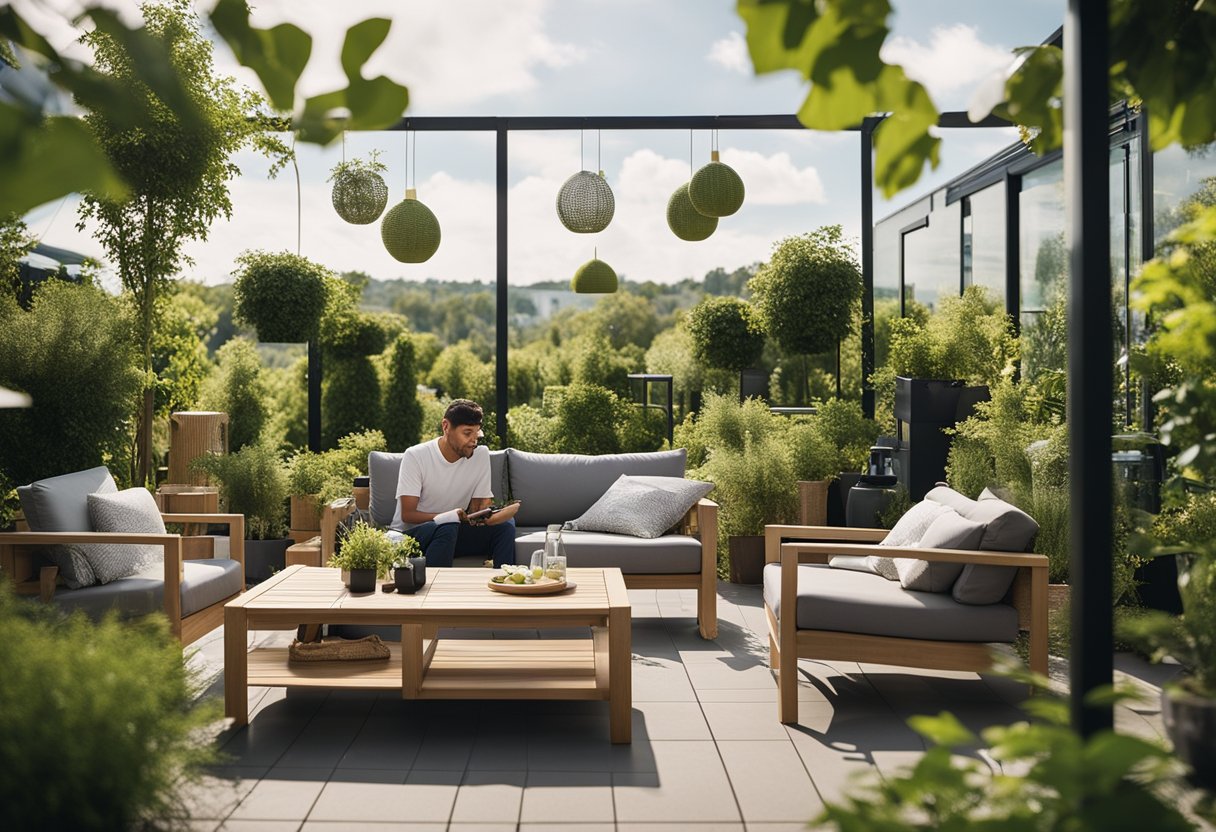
[508,448,686,527]
[564,475,713,539]
[84,488,165,584]
[924,486,1040,605]
[895,509,985,593]
[763,562,1018,643]
[864,500,951,580]
[48,558,243,621]
[17,466,117,589]
[513,529,703,573]
[368,449,507,528]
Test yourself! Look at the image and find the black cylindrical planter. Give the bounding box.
[394,565,417,594]
[1162,688,1216,789]
[409,556,427,587]
[348,568,376,593]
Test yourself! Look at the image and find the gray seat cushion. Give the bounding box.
[762,563,1018,643]
[513,530,703,574]
[924,486,1039,605]
[48,558,242,621]
[368,449,508,528]
[507,448,686,527]
[17,466,117,589]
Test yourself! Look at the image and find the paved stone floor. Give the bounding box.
[182,579,1177,831]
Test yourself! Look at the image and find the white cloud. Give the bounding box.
[706,31,751,75]
[720,148,825,205]
[881,24,1013,105]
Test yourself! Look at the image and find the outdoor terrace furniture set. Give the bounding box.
[0,466,245,645]
[322,447,720,639]
[764,485,1048,723]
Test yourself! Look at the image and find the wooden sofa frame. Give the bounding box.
[321,496,721,639]
[763,524,1049,724]
[0,512,246,646]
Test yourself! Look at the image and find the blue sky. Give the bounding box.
[23,0,1065,287]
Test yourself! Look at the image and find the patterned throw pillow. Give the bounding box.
[866,500,951,581]
[564,475,714,539]
[83,488,167,584]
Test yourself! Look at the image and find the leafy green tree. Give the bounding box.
[323,357,381,449]
[703,263,758,297]
[587,292,660,350]
[151,288,216,418]
[76,0,291,485]
[748,225,862,403]
[687,296,766,372]
[233,250,331,343]
[570,333,637,398]
[551,383,627,455]
[382,334,423,450]
[0,215,35,304]
[202,338,269,452]
[427,343,494,403]
[0,282,141,489]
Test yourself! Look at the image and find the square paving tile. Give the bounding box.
[613,741,741,823]
[449,770,525,823]
[717,740,822,822]
[306,769,409,822]
[227,768,330,821]
[520,771,615,823]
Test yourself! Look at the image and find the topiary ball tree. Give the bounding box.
[748,225,861,401]
[232,250,331,343]
[687,296,766,372]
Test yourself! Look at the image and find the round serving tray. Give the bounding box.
[487,577,575,595]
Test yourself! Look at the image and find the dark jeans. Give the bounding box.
[403,518,516,568]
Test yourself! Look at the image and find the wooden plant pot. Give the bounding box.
[290,494,322,532]
[797,480,830,526]
[728,535,765,585]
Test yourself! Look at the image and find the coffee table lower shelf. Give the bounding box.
[247,638,605,700]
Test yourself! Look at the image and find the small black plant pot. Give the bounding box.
[409,556,427,587]
[348,568,377,594]
[1162,687,1216,789]
[394,565,417,594]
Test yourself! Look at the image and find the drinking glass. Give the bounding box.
[544,554,567,582]
[529,550,545,581]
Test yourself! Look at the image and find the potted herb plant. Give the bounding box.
[391,535,424,594]
[328,521,396,593]
[788,420,836,525]
[286,450,328,535]
[191,443,290,583]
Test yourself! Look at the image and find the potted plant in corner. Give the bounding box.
[789,420,836,525]
[286,450,328,541]
[328,520,396,593]
[192,443,290,584]
[705,431,797,584]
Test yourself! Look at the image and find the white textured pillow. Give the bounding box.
[564,475,714,539]
[895,508,986,593]
[866,500,951,581]
[83,488,166,584]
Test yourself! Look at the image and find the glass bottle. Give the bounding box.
[543,523,567,581]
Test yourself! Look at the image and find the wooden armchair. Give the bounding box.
[763,524,1048,724]
[0,513,246,646]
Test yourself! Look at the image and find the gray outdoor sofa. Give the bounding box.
[326,447,719,639]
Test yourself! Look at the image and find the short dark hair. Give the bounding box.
[444,399,483,428]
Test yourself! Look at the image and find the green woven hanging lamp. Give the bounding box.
[331,166,389,225]
[667,183,718,241]
[571,255,618,293]
[381,189,441,263]
[689,150,745,217]
[556,170,615,233]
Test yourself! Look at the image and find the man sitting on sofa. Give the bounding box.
[388,399,517,568]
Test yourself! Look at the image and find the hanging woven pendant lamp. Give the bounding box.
[689,150,745,218]
[667,183,718,241]
[381,188,441,263]
[556,170,615,233]
[571,253,618,293]
[331,166,389,224]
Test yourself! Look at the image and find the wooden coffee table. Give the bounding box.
[224,565,632,742]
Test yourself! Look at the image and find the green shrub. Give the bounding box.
[812,397,879,472]
[192,442,288,539]
[552,383,625,455]
[570,333,635,397]
[233,250,331,343]
[687,296,766,372]
[705,432,797,571]
[618,405,667,453]
[286,450,329,497]
[506,404,557,453]
[0,282,140,489]
[427,343,493,402]
[674,412,710,468]
[329,521,396,577]
[321,309,388,357]
[945,435,995,498]
[696,391,781,454]
[788,421,837,482]
[0,586,217,830]
[322,355,381,449]
[382,334,423,451]
[203,337,269,452]
[418,396,446,440]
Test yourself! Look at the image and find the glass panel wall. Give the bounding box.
[1018,159,1066,378]
[962,181,1006,305]
[902,192,960,315]
[1153,143,1216,244]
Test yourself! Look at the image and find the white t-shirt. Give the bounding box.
[390,438,493,531]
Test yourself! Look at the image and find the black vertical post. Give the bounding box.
[495,124,509,446]
[860,118,877,420]
[307,339,321,452]
[1066,0,1113,738]
[1004,173,1021,335]
[666,379,674,444]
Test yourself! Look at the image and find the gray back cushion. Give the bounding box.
[17,466,116,589]
[864,499,950,581]
[368,448,508,528]
[924,486,1039,605]
[895,508,985,593]
[507,449,687,527]
[84,488,166,584]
